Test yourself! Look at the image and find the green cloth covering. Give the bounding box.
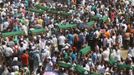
[79,46,91,55]
[117,64,133,70]
[87,21,95,27]
[109,56,117,65]
[2,31,25,37]
[27,8,44,13]
[35,4,49,11]
[58,61,72,68]
[2,28,46,37]
[92,15,99,20]
[34,5,71,17]
[74,65,86,74]
[30,28,45,34]
[102,16,108,22]
[35,4,68,12]
[58,24,77,29]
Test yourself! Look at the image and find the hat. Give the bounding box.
[13,57,18,61]
[39,63,42,66]
[47,56,51,59]
[64,46,69,49]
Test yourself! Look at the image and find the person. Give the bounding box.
[102,47,110,62]
[4,45,14,65]
[45,56,53,71]
[21,50,29,67]
[58,33,66,51]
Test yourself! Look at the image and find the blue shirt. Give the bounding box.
[71,53,77,61]
[67,34,74,46]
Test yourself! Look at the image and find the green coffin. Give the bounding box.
[2,29,46,37]
[117,64,133,70]
[109,57,117,65]
[92,15,100,20]
[79,46,91,55]
[27,8,44,13]
[58,24,77,29]
[34,5,71,17]
[35,4,49,11]
[74,65,86,74]
[2,31,25,37]
[102,16,108,22]
[58,61,72,68]
[87,21,95,27]
[30,28,45,34]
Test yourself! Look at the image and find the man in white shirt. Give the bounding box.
[102,47,110,62]
[52,35,58,52]
[39,38,46,50]
[4,45,14,65]
[97,64,105,74]
[4,45,14,57]
[41,48,50,63]
[45,57,53,71]
[58,34,66,51]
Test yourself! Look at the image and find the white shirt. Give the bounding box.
[112,35,116,45]
[52,37,58,46]
[41,49,50,62]
[97,65,105,74]
[102,49,110,61]
[121,23,127,32]
[129,47,134,57]
[4,47,13,57]
[82,0,86,5]
[52,56,57,63]
[58,35,66,46]
[111,49,116,60]
[84,64,90,71]
[39,39,46,49]
[115,50,121,61]
[117,35,122,44]
[106,38,113,48]
[45,61,53,71]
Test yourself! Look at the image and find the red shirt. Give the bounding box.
[21,53,29,66]
[111,12,115,22]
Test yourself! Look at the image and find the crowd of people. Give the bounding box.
[0,0,134,75]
